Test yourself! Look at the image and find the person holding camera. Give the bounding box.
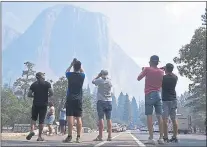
[63,58,85,143]
[137,55,164,145]
[26,72,53,141]
[161,63,178,143]
[92,70,113,141]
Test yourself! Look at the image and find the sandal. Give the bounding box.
[37,137,45,141]
[93,135,103,141]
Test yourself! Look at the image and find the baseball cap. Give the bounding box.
[100,70,108,76]
[36,72,45,79]
[150,55,160,62]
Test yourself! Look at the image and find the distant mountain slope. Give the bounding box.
[2,25,21,50]
[2,4,144,99]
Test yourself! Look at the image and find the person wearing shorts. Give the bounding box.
[137,55,164,145]
[92,70,113,141]
[63,58,85,143]
[26,72,53,141]
[162,63,178,142]
[45,102,55,136]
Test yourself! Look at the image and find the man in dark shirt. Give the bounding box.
[162,63,178,143]
[63,58,85,143]
[26,72,53,141]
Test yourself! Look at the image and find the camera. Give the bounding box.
[160,66,165,70]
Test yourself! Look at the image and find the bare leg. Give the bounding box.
[26,120,36,140]
[172,119,178,137]
[157,115,164,139]
[39,124,44,138]
[67,116,74,136]
[98,119,104,139]
[31,120,36,132]
[147,115,153,139]
[163,118,168,138]
[107,119,112,138]
[48,124,53,135]
[76,117,82,137]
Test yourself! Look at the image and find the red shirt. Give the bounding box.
[138,67,164,95]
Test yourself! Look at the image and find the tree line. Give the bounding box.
[1,62,141,131]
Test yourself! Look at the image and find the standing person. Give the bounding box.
[45,102,55,136]
[59,106,66,135]
[26,72,53,141]
[162,63,179,143]
[137,55,164,144]
[63,58,85,143]
[92,70,113,141]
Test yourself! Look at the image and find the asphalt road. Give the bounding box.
[131,130,207,147]
[1,130,206,146]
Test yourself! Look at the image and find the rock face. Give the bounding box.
[2,25,21,50]
[2,4,144,99]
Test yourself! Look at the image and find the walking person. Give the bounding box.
[45,102,55,136]
[63,58,85,143]
[59,106,66,135]
[92,70,113,141]
[162,63,179,143]
[26,72,53,141]
[137,55,164,144]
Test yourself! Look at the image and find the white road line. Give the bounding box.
[130,133,146,147]
[94,133,123,147]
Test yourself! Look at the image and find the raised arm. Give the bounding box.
[66,64,73,73]
[137,67,148,81]
[92,73,102,85]
[80,67,84,73]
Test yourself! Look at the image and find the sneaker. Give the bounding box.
[163,137,169,143]
[63,136,72,143]
[107,137,112,141]
[93,135,103,141]
[169,136,178,143]
[76,136,81,143]
[157,138,165,144]
[145,138,156,145]
[26,132,35,140]
[37,137,45,141]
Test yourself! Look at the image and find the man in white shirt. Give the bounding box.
[92,70,113,141]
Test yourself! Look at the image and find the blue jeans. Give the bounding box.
[145,91,162,115]
[97,100,112,120]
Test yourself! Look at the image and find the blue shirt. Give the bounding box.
[66,72,85,100]
[59,108,66,120]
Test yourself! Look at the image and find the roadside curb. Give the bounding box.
[1,133,28,140]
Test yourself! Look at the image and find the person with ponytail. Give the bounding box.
[26,72,53,141]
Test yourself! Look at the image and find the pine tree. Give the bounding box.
[117,92,125,121]
[13,62,36,100]
[131,97,139,125]
[111,93,117,119]
[123,93,132,124]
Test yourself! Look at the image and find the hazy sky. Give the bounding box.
[2,2,205,95]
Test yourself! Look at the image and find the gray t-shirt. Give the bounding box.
[93,78,112,101]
